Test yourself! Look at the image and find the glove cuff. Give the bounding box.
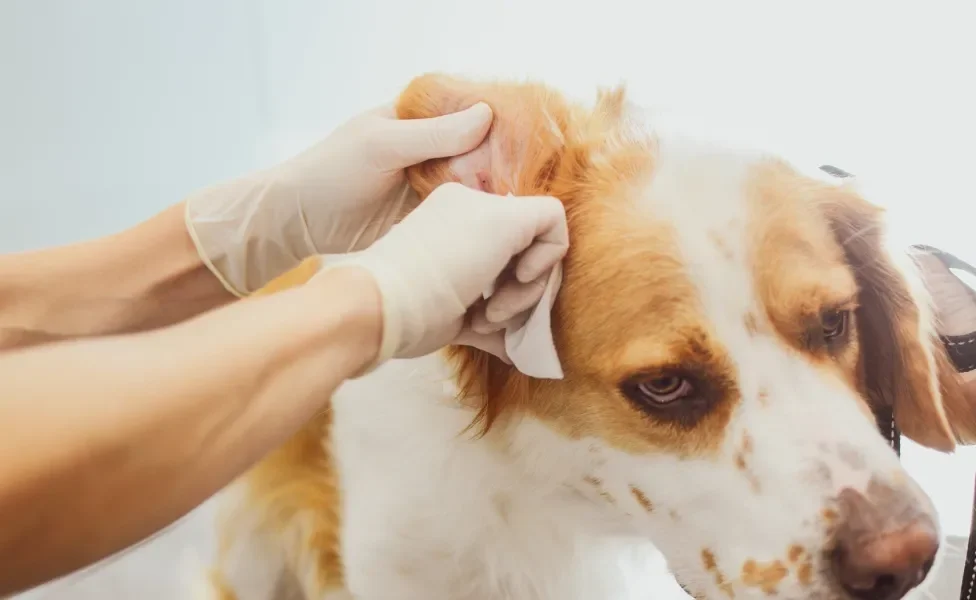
[183,200,246,298]
[318,256,403,378]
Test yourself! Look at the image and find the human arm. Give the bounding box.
[0,203,234,350]
[0,101,492,352]
[185,102,493,295]
[0,265,381,595]
[0,182,567,595]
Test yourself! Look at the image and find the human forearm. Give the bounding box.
[0,265,380,594]
[0,202,234,349]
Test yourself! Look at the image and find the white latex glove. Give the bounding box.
[185,102,493,296]
[318,182,569,372]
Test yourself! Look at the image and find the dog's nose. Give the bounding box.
[830,487,939,600]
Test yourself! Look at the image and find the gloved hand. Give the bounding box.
[185,102,493,296]
[317,182,569,372]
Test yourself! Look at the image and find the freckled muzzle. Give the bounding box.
[828,480,939,600]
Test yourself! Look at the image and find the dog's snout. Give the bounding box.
[830,487,938,600]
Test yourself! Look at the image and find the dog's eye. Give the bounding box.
[635,376,694,405]
[821,309,849,340]
[621,370,722,426]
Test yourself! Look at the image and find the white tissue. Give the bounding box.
[502,263,564,379]
[489,192,565,379]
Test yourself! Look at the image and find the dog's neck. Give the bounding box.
[334,352,681,598]
[466,402,655,541]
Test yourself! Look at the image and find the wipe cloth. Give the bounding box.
[473,191,565,379]
[487,263,564,379]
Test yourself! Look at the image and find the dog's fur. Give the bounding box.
[203,74,976,600]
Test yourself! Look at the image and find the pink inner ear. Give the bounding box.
[476,170,493,194]
[443,135,522,196]
[447,142,494,192]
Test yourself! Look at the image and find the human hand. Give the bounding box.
[317,182,569,369]
[184,103,493,296]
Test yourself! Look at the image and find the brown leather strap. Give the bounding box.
[944,333,976,374]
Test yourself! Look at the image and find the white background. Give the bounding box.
[2,0,974,597]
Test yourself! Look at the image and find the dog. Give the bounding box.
[202,73,976,600]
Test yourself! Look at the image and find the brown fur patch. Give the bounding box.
[702,548,717,571]
[397,74,740,458]
[796,561,813,586]
[787,544,804,563]
[787,544,814,585]
[630,485,654,513]
[582,476,616,504]
[741,558,788,594]
[733,432,761,493]
[702,548,736,598]
[734,453,747,471]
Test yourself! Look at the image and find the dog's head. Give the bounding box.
[396,74,975,599]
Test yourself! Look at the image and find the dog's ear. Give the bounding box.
[822,189,974,451]
[394,74,649,434]
[395,74,584,433]
[395,73,579,200]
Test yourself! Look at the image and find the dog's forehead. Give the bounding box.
[558,124,853,376]
[640,134,769,317]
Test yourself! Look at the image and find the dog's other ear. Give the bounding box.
[822,189,975,451]
[395,73,577,200]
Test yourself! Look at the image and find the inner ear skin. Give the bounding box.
[395,73,580,203]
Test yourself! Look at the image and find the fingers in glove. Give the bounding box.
[507,197,569,283]
[367,102,397,119]
[470,306,531,335]
[484,275,548,324]
[387,103,493,167]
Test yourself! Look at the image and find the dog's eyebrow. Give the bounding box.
[825,293,860,310]
[614,328,726,379]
